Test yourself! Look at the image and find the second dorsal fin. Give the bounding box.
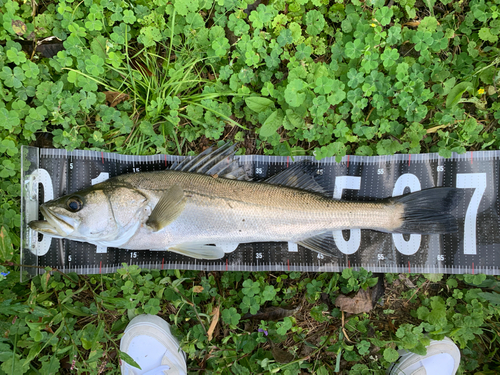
[264,161,329,195]
[170,143,248,180]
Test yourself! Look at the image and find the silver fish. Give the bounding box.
[29,144,462,259]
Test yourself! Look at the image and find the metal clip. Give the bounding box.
[25,174,38,201]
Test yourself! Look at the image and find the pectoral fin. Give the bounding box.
[146,185,186,231]
[168,243,225,259]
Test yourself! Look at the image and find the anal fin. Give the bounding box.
[297,232,337,258]
[168,243,225,259]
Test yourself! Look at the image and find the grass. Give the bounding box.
[1,264,499,374]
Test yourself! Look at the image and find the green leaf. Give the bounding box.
[305,10,325,36]
[90,36,107,60]
[345,39,364,59]
[22,61,40,78]
[478,28,498,43]
[6,48,26,65]
[1,354,29,374]
[212,36,230,57]
[119,350,142,370]
[327,80,346,106]
[285,109,305,129]
[383,347,399,362]
[381,47,399,68]
[260,110,283,137]
[0,227,14,261]
[375,7,393,26]
[310,304,328,322]
[276,317,293,335]
[39,356,60,374]
[284,79,307,107]
[423,274,443,282]
[249,4,276,29]
[295,44,312,60]
[62,304,91,317]
[262,285,277,301]
[314,76,335,95]
[222,307,241,325]
[0,139,18,156]
[356,340,370,355]
[123,9,137,24]
[277,29,293,47]
[85,13,103,31]
[477,291,500,306]
[418,16,438,32]
[446,82,472,108]
[245,97,274,112]
[85,55,105,76]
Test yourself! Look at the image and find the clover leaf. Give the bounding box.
[314,76,335,95]
[123,9,136,24]
[85,55,105,76]
[412,30,434,51]
[0,66,25,88]
[375,7,393,26]
[212,36,230,57]
[327,80,346,106]
[276,317,293,335]
[0,139,18,157]
[222,307,241,325]
[381,47,399,68]
[85,13,103,31]
[345,39,364,59]
[22,61,39,79]
[173,0,199,16]
[228,13,250,36]
[265,49,281,69]
[262,285,276,301]
[347,68,365,88]
[277,28,293,47]
[295,43,312,60]
[6,48,26,65]
[0,109,20,131]
[249,4,275,30]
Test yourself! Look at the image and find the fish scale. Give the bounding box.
[115,170,404,250]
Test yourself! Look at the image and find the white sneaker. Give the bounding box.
[388,337,460,375]
[120,314,188,375]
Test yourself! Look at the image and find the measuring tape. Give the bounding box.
[21,146,500,278]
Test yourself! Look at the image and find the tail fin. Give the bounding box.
[392,188,464,234]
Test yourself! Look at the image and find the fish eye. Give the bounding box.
[66,196,83,212]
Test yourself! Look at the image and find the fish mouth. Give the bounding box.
[28,206,76,237]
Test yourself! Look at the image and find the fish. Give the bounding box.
[28,143,463,260]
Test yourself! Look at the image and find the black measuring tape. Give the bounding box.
[21,146,500,279]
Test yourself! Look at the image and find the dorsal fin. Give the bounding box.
[170,143,248,180]
[264,161,329,195]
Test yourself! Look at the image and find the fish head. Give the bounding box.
[29,184,149,244]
